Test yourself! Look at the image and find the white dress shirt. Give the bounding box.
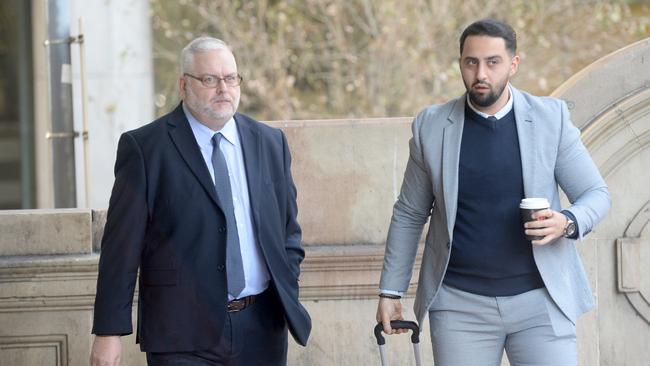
[183,104,270,300]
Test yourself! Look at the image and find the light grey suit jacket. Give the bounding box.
[379,86,611,326]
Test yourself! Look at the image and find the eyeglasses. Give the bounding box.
[184,73,243,88]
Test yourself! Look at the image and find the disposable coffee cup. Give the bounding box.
[520,198,550,241]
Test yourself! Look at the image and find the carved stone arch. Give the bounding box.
[552,38,650,176]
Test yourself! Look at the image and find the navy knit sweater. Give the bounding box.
[443,105,544,296]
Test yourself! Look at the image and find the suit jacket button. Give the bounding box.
[218,227,226,233]
[446,242,451,249]
[217,265,225,271]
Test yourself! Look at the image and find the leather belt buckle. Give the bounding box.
[227,294,257,313]
[227,299,246,312]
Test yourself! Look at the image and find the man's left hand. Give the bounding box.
[524,209,568,245]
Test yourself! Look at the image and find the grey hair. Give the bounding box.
[180,37,231,75]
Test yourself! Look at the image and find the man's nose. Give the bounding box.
[476,63,488,81]
[214,79,228,91]
[212,83,229,96]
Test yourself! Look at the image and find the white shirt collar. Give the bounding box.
[182,103,239,147]
[466,84,514,120]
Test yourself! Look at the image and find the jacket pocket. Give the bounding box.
[140,269,177,286]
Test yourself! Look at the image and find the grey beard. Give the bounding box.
[187,97,235,123]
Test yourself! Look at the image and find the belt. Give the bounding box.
[227,294,257,313]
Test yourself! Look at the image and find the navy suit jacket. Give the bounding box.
[92,103,311,352]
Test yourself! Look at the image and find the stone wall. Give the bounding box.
[2,39,650,365]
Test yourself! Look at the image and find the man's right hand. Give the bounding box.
[90,335,121,366]
[376,297,408,335]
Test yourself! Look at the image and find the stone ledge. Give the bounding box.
[0,209,93,256]
[300,244,422,300]
[0,253,99,272]
[0,244,422,310]
[0,254,101,312]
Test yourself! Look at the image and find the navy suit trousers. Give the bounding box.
[146,289,288,366]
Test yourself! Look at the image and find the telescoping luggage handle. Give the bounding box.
[374,320,422,366]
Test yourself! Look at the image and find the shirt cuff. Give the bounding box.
[379,289,404,297]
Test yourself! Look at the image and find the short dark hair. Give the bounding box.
[459,19,517,56]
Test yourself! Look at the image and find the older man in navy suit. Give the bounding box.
[377,19,610,366]
[91,37,310,366]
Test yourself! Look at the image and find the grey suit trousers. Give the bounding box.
[428,284,576,366]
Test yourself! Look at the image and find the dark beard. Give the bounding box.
[468,82,507,108]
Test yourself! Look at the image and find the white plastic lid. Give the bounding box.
[519,198,550,209]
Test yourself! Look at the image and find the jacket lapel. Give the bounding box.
[235,114,262,227]
[512,87,536,198]
[167,103,220,206]
[442,97,466,241]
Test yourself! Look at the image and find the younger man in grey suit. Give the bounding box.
[376,19,610,366]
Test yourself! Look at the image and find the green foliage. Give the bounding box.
[151,0,650,120]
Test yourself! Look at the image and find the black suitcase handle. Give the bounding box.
[374,320,420,345]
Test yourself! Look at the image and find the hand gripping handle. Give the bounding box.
[374,320,420,345]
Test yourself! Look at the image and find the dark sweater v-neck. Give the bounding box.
[443,105,544,296]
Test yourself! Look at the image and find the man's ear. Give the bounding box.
[178,77,187,99]
[510,55,521,77]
